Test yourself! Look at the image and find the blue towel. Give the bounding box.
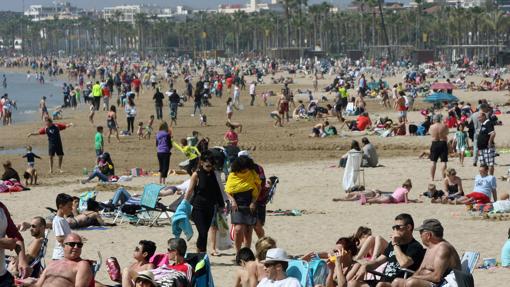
[172,199,193,241]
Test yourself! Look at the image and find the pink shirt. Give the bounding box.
[391,187,409,203]
[224,130,238,146]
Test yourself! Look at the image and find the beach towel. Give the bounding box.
[342,151,363,192]
[171,199,193,241]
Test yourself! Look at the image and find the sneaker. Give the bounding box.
[190,114,195,117]
[473,162,477,167]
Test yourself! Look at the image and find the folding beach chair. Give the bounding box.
[185,253,214,287]
[342,151,365,192]
[266,176,280,203]
[136,183,172,226]
[29,230,50,277]
[460,251,479,274]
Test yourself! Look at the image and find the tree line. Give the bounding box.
[0,1,508,58]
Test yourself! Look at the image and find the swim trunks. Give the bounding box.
[48,143,64,157]
[479,148,495,166]
[429,141,448,162]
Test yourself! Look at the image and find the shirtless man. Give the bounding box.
[428,114,449,181]
[35,233,92,287]
[121,240,156,287]
[391,219,461,287]
[9,217,47,277]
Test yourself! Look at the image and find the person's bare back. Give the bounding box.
[429,123,449,141]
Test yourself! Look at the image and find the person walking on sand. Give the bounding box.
[27,118,72,174]
[39,96,48,121]
[106,105,120,143]
[429,114,449,181]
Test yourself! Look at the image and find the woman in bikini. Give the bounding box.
[107,105,120,143]
[442,168,464,204]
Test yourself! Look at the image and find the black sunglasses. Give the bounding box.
[30,224,38,228]
[65,242,83,248]
[392,224,407,231]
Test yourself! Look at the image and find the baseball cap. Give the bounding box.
[415,219,444,236]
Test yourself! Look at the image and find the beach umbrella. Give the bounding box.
[431,82,454,90]
[424,92,459,103]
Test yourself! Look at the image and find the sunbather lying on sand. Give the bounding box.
[365,179,422,204]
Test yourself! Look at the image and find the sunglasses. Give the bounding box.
[30,224,38,228]
[134,247,141,252]
[65,242,83,248]
[392,224,407,231]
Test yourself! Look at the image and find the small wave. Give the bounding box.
[20,109,37,114]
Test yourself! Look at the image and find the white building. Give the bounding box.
[217,0,283,14]
[418,0,484,8]
[104,5,193,24]
[24,2,83,21]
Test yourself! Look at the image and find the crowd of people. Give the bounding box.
[1,54,509,287]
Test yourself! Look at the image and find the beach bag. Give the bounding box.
[409,124,418,135]
[309,259,328,286]
[215,211,232,250]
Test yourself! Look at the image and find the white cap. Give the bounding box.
[238,150,252,159]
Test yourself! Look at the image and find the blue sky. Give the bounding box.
[0,0,349,12]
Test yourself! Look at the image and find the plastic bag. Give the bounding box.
[216,211,232,250]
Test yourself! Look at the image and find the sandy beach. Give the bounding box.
[1,70,510,286]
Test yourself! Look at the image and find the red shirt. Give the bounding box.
[0,201,24,242]
[224,130,238,146]
[167,262,193,283]
[38,123,67,135]
[102,87,110,97]
[132,78,141,88]
[356,115,372,131]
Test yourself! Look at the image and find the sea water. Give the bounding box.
[0,71,64,124]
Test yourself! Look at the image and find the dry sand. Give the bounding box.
[1,70,510,286]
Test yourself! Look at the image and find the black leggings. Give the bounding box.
[127,117,135,134]
[157,152,171,178]
[191,206,215,252]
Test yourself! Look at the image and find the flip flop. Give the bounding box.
[210,250,221,257]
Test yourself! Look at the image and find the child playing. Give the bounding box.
[95,126,104,157]
[453,123,469,166]
[421,184,445,203]
[173,138,201,175]
[200,113,207,126]
[88,103,95,124]
[366,179,421,204]
[143,115,155,139]
[137,122,144,140]
[22,145,41,168]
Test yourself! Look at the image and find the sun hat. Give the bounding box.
[134,270,157,286]
[238,150,252,159]
[261,248,290,263]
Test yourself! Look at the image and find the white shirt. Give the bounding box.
[257,277,301,287]
[0,208,8,276]
[249,83,256,95]
[52,215,71,260]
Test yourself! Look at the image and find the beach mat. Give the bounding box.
[77,226,110,231]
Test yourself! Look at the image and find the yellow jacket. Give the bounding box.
[225,169,261,199]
